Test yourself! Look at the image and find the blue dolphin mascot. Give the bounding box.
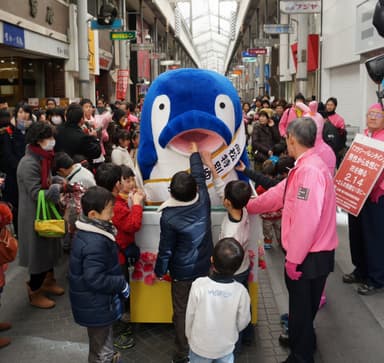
[137,68,250,206]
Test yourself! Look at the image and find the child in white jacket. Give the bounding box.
[185,238,251,363]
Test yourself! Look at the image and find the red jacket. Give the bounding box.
[112,194,143,264]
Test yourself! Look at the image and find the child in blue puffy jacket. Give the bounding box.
[69,186,128,363]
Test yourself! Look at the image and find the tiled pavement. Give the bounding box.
[0,255,288,363]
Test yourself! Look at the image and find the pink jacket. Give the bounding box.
[365,128,384,202]
[327,113,345,130]
[279,106,301,137]
[247,149,338,265]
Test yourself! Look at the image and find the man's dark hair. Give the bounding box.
[121,165,135,179]
[286,117,317,148]
[46,98,57,106]
[80,98,92,106]
[81,186,114,215]
[66,103,83,125]
[95,163,122,192]
[0,97,7,104]
[224,180,252,209]
[213,238,244,276]
[294,93,306,102]
[26,122,54,145]
[53,152,74,173]
[170,171,197,202]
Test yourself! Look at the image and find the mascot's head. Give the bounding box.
[137,68,243,180]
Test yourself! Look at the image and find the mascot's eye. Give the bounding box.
[215,95,235,135]
[151,95,171,139]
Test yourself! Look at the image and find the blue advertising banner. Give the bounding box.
[3,23,25,49]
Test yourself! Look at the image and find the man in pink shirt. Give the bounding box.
[247,117,338,363]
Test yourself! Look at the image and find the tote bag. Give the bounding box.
[34,190,65,238]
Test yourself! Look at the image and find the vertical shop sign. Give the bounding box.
[88,29,95,74]
[334,134,384,216]
[3,23,25,49]
[116,70,130,100]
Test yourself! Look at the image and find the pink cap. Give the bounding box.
[368,103,383,111]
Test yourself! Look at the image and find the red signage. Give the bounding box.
[291,34,319,72]
[248,48,267,55]
[115,69,130,101]
[334,134,384,216]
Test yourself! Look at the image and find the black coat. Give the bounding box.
[0,125,26,208]
[55,123,101,161]
[251,123,281,162]
[69,221,126,327]
[154,153,213,281]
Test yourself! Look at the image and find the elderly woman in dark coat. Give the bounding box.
[17,122,64,309]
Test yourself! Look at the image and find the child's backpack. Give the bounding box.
[322,119,347,156]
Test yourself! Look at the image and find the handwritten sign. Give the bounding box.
[334,134,384,216]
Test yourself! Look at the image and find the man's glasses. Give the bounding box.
[367,111,384,119]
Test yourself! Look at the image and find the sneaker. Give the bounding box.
[264,243,272,250]
[342,272,365,284]
[113,334,135,350]
[357,284,384,296]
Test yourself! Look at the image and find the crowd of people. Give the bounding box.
[0,91,383,363]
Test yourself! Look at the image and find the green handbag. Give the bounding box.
[34,190,65,238]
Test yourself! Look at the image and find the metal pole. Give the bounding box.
[297,13,309,96]
[77,0,90,99]
[258,6,265,96]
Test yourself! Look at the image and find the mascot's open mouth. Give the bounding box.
[168,129,225,154]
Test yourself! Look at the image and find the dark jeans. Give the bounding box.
[171,279,193,360]
[87,325,114,363]
[348,196,384,287]
[285,273,327,363]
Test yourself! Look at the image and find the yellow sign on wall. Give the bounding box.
[88,29,95,74]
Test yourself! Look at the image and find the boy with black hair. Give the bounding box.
[69,186,128,363]
[154,142,213,363]
[186,237,251,363]
[54,152,96,189]
[95,163,122,195]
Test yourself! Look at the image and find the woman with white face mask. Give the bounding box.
[13,103,33,134]
[47,107,65,128]
[17,122,65,309]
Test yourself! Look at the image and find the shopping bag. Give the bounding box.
[0,227,18,265]
[34,190,65,238]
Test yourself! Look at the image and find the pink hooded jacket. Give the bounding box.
[296,101,336,176]
[365,103,384,203]
[279,105,301,137]
[247,148,338,265]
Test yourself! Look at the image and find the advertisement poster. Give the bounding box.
[115,69,130,100]
[334,134,384,216]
